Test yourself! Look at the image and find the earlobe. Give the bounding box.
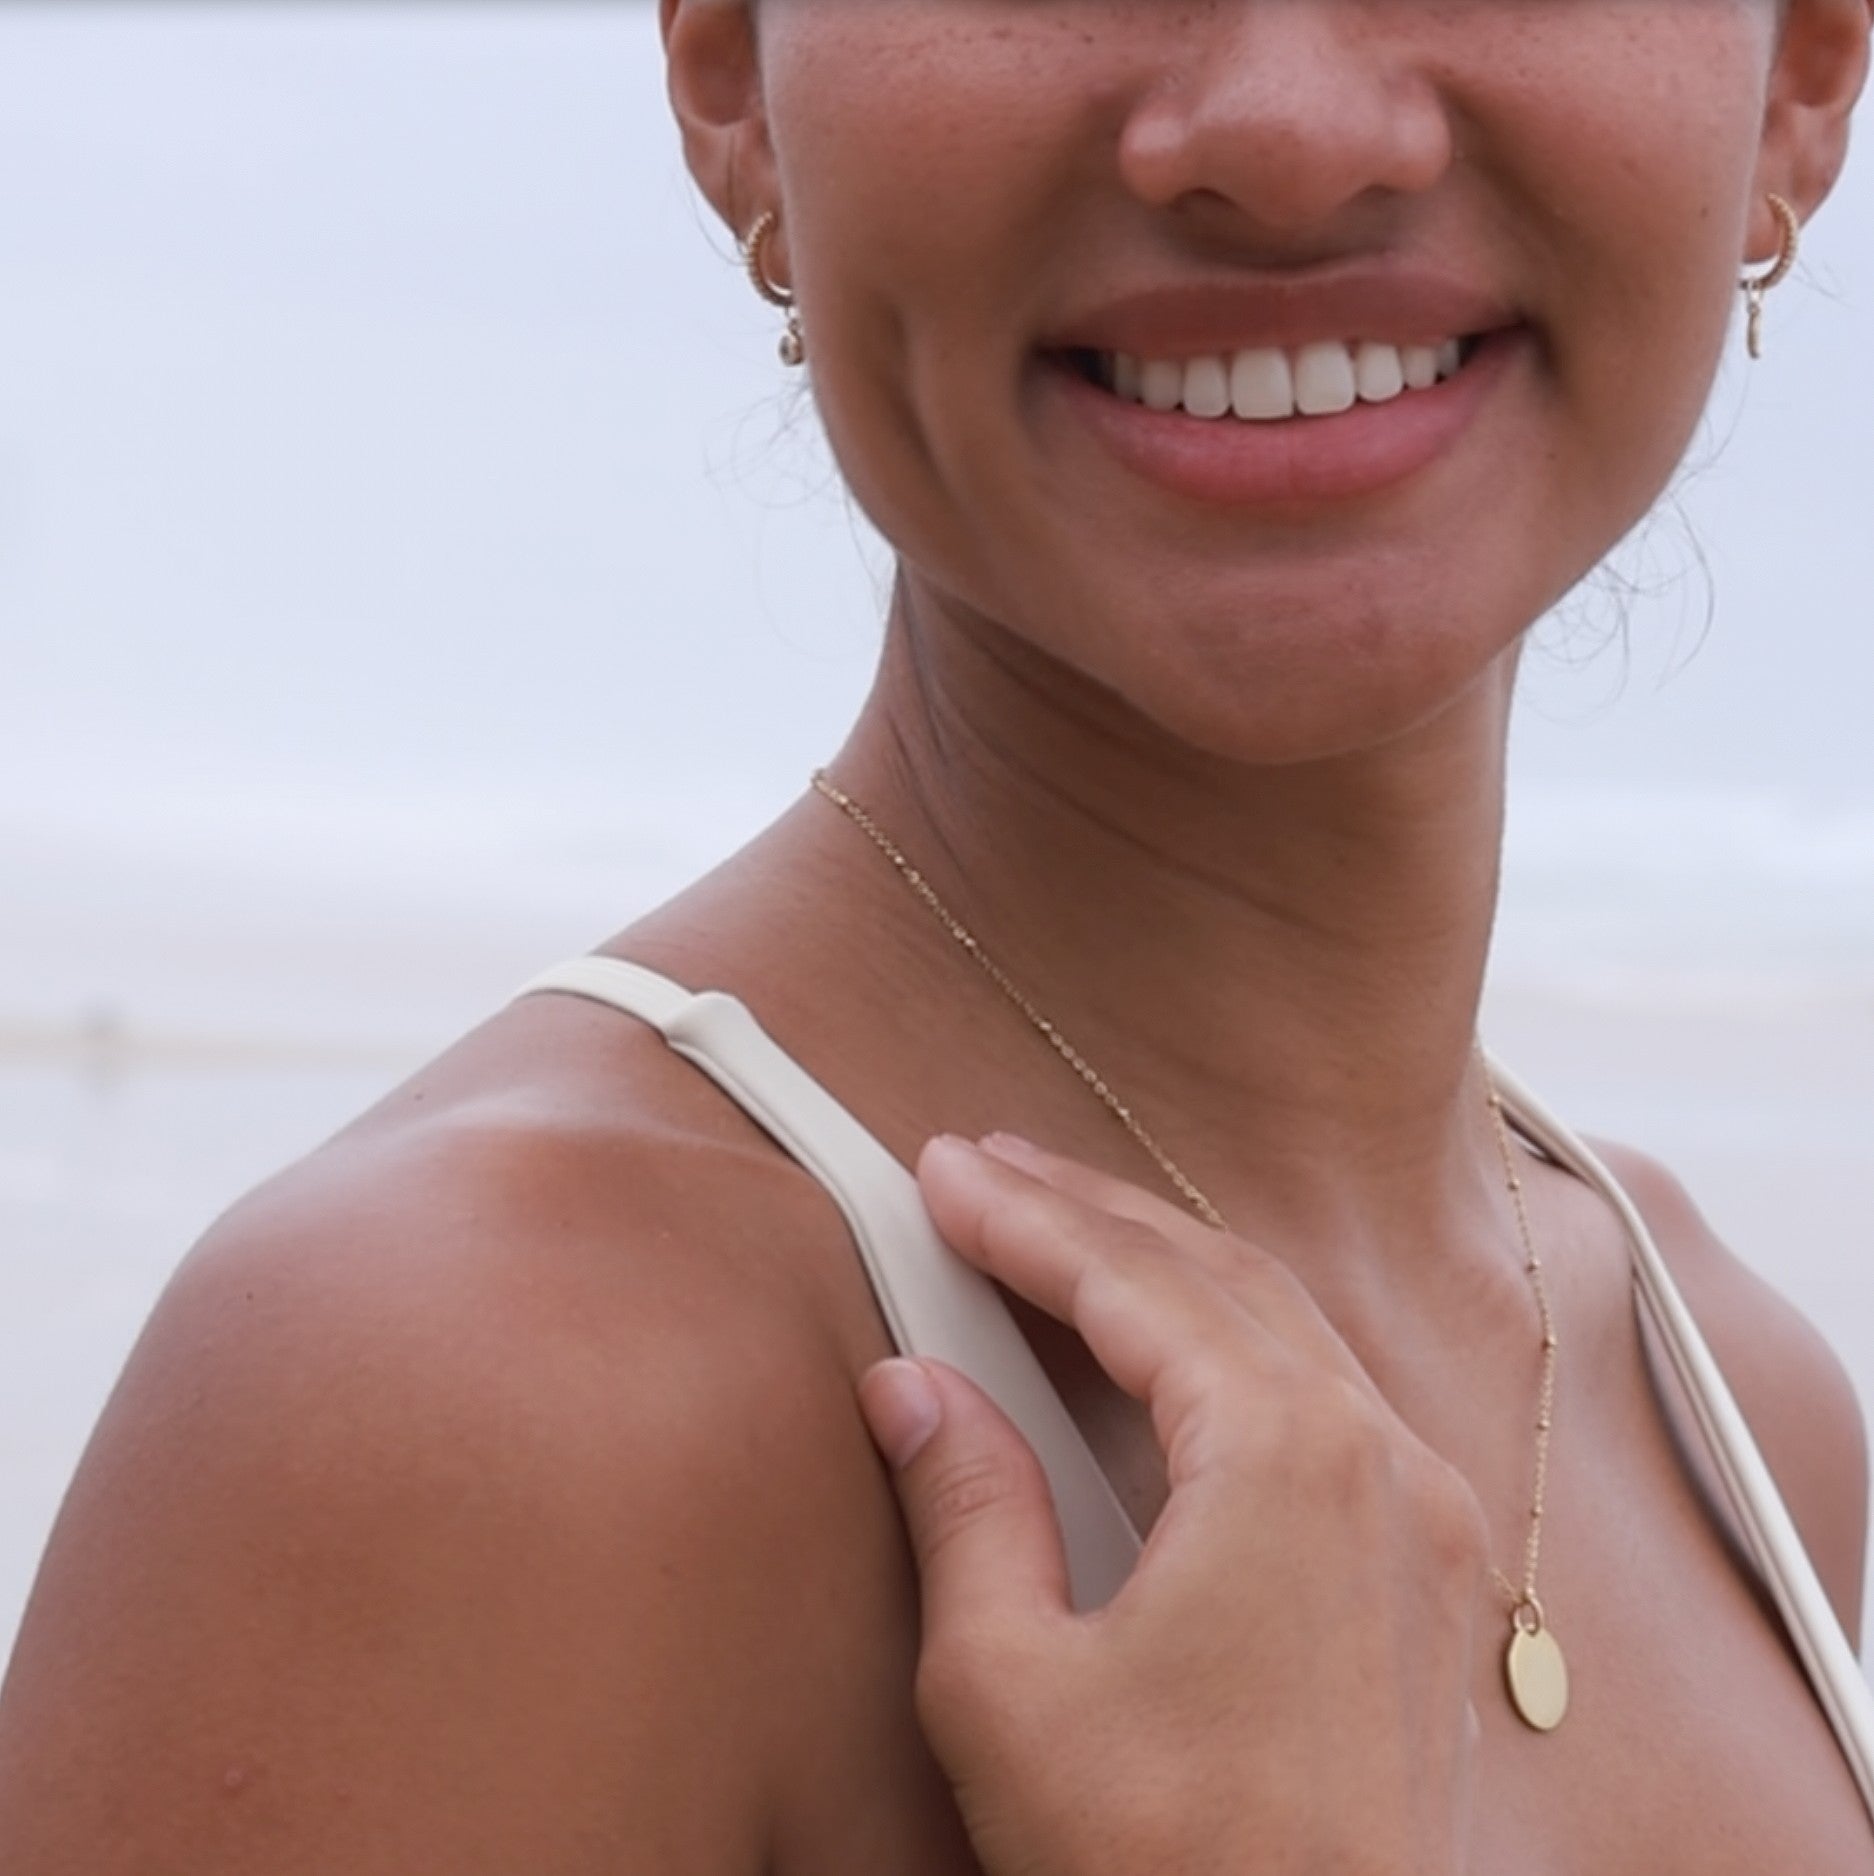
[663,0,776,235]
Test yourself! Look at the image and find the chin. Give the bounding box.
[996,571,1527,770]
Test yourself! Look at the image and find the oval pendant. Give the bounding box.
[1505,1619,1569,1732]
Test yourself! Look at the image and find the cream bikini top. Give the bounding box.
[514,952,1874,1819]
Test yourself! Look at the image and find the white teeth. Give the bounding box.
[1401,344,1440,390]
[1231,347,1295,420]
[1181,356,1232,420]
[1106,335,1471,419]
[1141,357,1184,412]
[1354,341,1406,404]
[1293,341,1357,416]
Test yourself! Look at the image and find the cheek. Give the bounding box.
[756,5,1110,463]
[760,7,1099,276]
[1460,6,1770,512]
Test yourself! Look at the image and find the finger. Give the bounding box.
[981,1130,1223,1251]
[856,1355,1073,1631]
[917,1135,1285,1471]
[971,1132,1382,1401]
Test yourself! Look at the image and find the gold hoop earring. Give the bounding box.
[740,209,806,368]
[1740,193,1801,361]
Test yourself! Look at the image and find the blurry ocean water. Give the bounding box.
[0,779,1869,1661]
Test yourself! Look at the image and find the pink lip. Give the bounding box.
[1040,329,1524,509]
[1043,269,1520,358]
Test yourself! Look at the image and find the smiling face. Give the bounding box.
[668,0,1865,764]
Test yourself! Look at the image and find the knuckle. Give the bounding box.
[980,1181,1139,1277]
[911,1652,975,1740]
[1296,1380,1399,1490]
[972,1184,1058,1272]
[913,1624,986,1715]
[1048,1211,1204,1320]
[1213,1375,1393,1505]
[914,1613,1025,1727]
[1115,1222,1244,1309]
[1213,1231,1297,1296]
[1291,1393,1493,1583]
[1033,1154,1115,1211]
[918,1451,1013,1541]
[1070,1206,1179,1275]
[1211,1259,1291,1326]
[993,1183,1067,1248]
[1411,1459,1494,1577]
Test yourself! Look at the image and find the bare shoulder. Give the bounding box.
[0,993,906,1873]
[1591,1137,1870,1648]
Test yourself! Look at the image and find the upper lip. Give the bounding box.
[1044,265,1520,358]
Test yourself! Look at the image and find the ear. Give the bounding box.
[662,0,778,250]
[1752,0,1871,257]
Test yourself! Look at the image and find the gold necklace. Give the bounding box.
[810,768,1570,1733]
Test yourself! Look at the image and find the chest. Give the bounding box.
[776,1299,1874,1876]
[1461,1594,1874,1874]
[782,1499,1874,1876]
[766,1108,1874,1875]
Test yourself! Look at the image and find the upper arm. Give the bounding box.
[0,1119,863,1874]
[1596,1140,1871,1651]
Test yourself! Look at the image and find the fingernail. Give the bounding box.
[858,1358,942,1470]
[921,1133,984,1172]
[978,1131,1047,1171]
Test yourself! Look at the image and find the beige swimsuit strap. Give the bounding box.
[514,954,1874,1817]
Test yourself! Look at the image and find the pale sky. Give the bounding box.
[0,1,1869,1027]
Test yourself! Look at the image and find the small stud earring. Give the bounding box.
[1740,193,1801,361]
[740,209,806,368]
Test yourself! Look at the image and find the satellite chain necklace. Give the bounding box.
[810,768,1570,1733]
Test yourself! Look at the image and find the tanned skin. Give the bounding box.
[0,1,1869,1869]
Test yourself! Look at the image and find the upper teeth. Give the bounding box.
[1110,339,1465,420]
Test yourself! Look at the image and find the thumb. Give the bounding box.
[857,1356,1072,1630]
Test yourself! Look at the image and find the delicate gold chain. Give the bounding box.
[809,769,1227,1229]
[1484,1074,1561,1617]
[810,767,1557,1620]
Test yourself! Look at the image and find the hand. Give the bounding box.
[857,1132,1486,1876]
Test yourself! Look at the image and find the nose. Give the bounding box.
[1117,3,1455,238]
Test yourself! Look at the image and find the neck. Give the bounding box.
[821,577,1523,1285]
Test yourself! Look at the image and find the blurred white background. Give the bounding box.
[0,2,1869,1653]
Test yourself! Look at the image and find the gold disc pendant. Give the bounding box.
[1504,1597,1569,1732]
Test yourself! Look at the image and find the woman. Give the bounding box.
[2,0,1871,1869]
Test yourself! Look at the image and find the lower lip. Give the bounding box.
[1042,330,1524,508]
